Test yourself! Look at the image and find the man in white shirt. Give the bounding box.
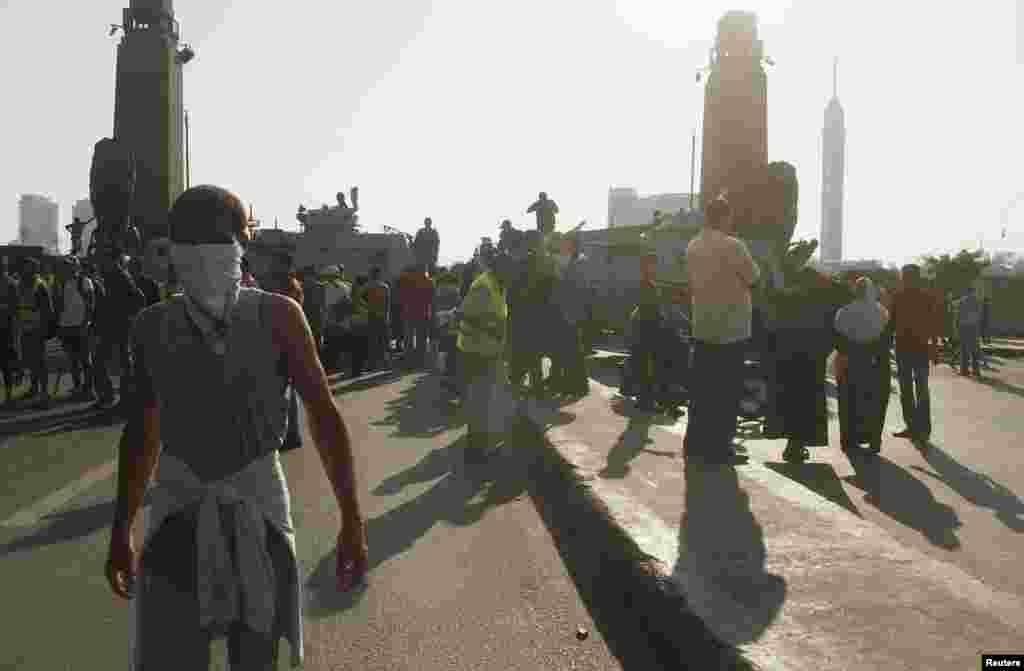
[56,257,96,401]
[683,196,760,465]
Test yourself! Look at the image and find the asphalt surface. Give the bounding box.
[0,368,667,670]
[586,348,1024,602]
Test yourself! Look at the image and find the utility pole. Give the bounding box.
[185,109,191,190]
[689,129,697,211]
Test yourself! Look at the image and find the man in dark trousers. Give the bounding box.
[981,296,992,344]
[300,266,326,357]
[0,257,19,404]
[890,264,943,441]
[14,258,54,406]
[93,254,145,410]
[365,266,392,369]
[549,233,590,398]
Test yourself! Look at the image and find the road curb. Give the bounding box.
[519,399,766,671]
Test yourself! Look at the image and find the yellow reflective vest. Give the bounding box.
[457,272,507,358]
[351,285,370,328]
[15,279,49,332]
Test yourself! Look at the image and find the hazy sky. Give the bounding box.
[3,0,1024,266]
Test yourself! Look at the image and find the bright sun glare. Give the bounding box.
[614,0,794,47]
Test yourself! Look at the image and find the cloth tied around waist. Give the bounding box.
[151,453,287,636]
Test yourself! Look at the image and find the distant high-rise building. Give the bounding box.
[820,58,845,263]
[72,199,97,253]
[607,187,696,228]
[18,195,59,253]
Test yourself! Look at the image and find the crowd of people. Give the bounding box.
[0,252,161,411]
[0,181,996,668]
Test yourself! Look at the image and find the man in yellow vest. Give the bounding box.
[457,242,512,462]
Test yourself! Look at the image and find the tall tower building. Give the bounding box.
[820,58,845,263]
[700,11,768,214]
[112,0,190,243]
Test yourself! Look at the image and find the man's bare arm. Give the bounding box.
[111,332,163,539]
[271,294,363,523]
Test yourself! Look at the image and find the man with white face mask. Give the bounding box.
[106,185,367,670]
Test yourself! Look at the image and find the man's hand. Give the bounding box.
[337,516,369,592]
[105,525,138,600]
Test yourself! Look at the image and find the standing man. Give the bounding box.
[0,257,21,404]
[55,257,97,401]
[399,264,434,366]
[14,258,54,406]
[332,188,360,231]
[300,266,326,357]
[498,220,524,256]
[981,295,992,345]
[955,286,984,378]
[366,266,392,369]
[413,217,441,275]
[93,255,145,411]
[457,242,511,462]
[527,192,559,236]
[890,264,943,441]
[683,196,760,466]
[549,233,590,398]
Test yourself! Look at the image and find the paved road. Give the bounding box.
[589,349,1024,603]
[0,370,662,670]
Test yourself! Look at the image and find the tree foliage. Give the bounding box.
[920,249,990,295]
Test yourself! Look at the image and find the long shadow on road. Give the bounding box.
[912,441,1024,533]
[842,450,963,550]
[0,489,156,557]
[370,372,463,439]
[0,405,118,441]
[305,427,533,617]
[675,463,787,651]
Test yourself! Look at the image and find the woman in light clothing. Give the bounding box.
[105,185,367,669]
[834,276,892,454]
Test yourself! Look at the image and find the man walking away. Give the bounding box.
[683,196,760,466]
[0,257,20,404]
[890,264,942,440]
[55,257,97,402]
[15,258,54,406]
[956,286,983,378]
[527,192,559,236]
